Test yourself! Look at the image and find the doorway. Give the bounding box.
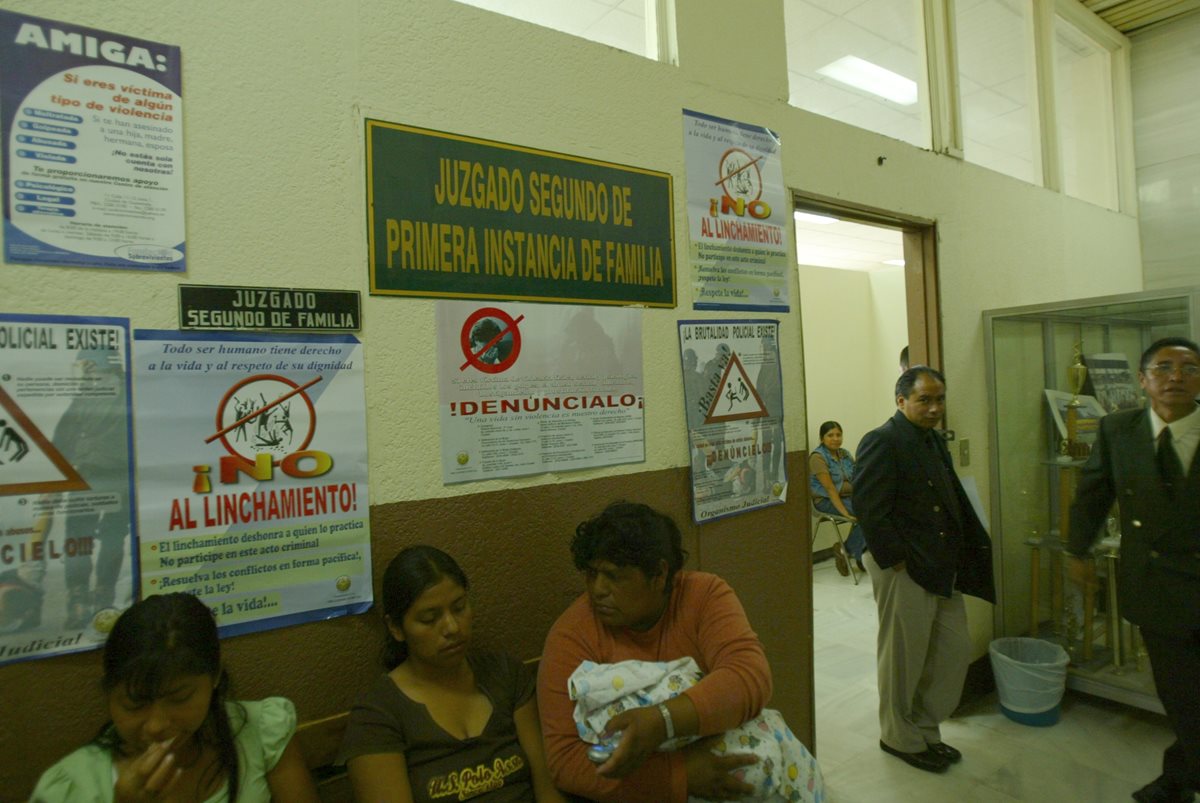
[793,194,941,763]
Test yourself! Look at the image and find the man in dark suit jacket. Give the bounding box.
[855,366,995,774]
[1069,337,1200,803]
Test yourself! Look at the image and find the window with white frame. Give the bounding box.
[453,0,666,60]
[1053,12,1120,209]
[783,0,930,149]
[953,0,1040,184]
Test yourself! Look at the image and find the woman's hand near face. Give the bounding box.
[113,740,183,803]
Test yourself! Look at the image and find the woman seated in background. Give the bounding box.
[338,546,563,803]
[33,593,318,802]
[810,420,867,574]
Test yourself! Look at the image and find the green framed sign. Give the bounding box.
[366,119,675,307]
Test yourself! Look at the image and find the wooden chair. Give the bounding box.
[810,498,860,585]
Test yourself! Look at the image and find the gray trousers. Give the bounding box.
[866,551,970,753]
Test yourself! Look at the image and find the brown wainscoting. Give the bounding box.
[0,452,813,798]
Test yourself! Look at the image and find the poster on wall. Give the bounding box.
[679,319,786,523]
[438,300,644,483]
[133,330,370,636]
[0,11,184,271]
[0,313,135,666]
[366,119,675,307]
[683,109,789,312]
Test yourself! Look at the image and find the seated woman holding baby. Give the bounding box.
[538,502,821,803]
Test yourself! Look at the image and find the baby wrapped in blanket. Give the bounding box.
[569,657,824,803]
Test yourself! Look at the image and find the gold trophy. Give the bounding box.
[1065,344,1088,458]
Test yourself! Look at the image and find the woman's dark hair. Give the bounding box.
[96,593,240,802]
[380,546,469,670]
[818,420,842,439]
[895,365,946,399]
[571,502,687,593]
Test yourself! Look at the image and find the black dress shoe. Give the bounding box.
[1131,776,1196,802]
[926,742,962,763]
[879,740,949,773]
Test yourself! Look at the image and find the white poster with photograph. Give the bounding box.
[0,313,135,665]
[1044,390,1107,446]
[133,331,370,636]
[437,301,644,483]
[1085,352,1142,413]
[683,109,789,312]
[679,319,786,523]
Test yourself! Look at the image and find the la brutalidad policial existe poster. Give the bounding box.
[679,319,786,523]
[438,300,644,483]
[0,313,135,665]
[133,331,370,636]
[0,10,184,271]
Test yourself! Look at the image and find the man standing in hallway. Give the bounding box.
[1068,337,1200,803]
[855,366,995,773]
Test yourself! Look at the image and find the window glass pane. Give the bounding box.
[1053,15,1118,208]
[954,0,1040,184]
[454,0,654,59]
[784,0,930,149]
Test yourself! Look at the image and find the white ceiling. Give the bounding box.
[793,212,906,271]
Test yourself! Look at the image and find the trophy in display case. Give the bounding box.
[1064,343,1089,457]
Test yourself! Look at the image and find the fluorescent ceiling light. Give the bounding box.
[817,56,918,105]
[883,258,905,266]
[794,211,839,225]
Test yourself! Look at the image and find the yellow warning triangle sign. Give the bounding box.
[704,352,769,424]
[0,386,89,496]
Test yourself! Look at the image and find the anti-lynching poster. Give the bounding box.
[133,330,370,636]
[438,300,644,483]
[0,313,135,665]
[683,109,789,312]
[679,319,786,523]
[0,11,184,271]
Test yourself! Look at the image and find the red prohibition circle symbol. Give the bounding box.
[460,307,523,374]
[213,374,318,464]
[717,147,764,202]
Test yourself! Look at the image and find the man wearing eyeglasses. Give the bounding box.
[1069,336,1200,803]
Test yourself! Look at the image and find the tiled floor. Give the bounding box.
[810,556,1185,802]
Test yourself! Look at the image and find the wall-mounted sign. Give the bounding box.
[0,11,185,271]
[179,285,361,332]
[366,119,676,308]
[683,109,790,311]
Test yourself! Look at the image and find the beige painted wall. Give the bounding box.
[798,263,905,551]
[0,0,1147,786]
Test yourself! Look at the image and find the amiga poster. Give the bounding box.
[0,11,184,271]
[0,313,135,665]
[679,319,786,523]
[437,301,644,483]
[133,330,370,636]
[683,109,789,312]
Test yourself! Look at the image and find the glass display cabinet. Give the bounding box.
[983,288,1200,712]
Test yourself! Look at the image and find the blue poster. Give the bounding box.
[0,11,184,271]
[0,313,136,665]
